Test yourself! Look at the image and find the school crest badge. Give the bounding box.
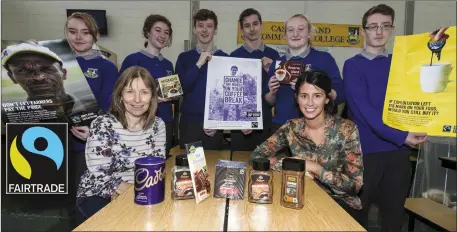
[347,27,361,45]
[83,68,99,79]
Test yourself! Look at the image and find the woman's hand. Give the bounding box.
[71,126,90,141]
[305,160,323,177]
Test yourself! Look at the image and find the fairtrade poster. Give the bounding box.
[383,26,456,137]
[1,39,102,127]
[204,56,263,130]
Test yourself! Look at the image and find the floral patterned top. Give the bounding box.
[250,115,364,210]
[77,114,166,199]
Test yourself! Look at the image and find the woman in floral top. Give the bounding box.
[250,70,364,223]
[75,66,166,226]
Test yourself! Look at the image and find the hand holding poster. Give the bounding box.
[383,26,456,137]
[1,39,102,127]
[204,56,263,130]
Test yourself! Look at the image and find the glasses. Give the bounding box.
[364,24,395,31]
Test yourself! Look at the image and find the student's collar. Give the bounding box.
[140,49,164,61]
[74,50,100,60]
[242,42,266,53]
[359,49,389,60]
[196,44,219,55]
[285,46,311,60]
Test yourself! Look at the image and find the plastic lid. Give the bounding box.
[252,158,270,171]
[175,154,189,167]
[135,156,165,165]
[282,158,305,172]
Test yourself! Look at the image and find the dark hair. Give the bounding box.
[295,70,336,115]
[362,4,395,27]
[142,14,173,48]
[193,9,218,28]
[238,8,262,28]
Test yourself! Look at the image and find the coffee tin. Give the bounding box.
[134,156,166,205]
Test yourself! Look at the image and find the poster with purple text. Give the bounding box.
[204,56,263,130]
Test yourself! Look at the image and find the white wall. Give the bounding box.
[413,1,457,34]
[1,1,456,70]
[200,1,407,72]
[306,1,406,71]
[199,1,307,54]
[1,1,191,67]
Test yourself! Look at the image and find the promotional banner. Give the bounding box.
[237,21,364,48]
[204,56,263,130]
[1,39,102,127]
[383,26,456,137]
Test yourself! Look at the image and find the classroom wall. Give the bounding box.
[413,1,457,34]
[2,1,455,70]
[1,1,191,67]
[199,1,307,53]
[306,1,405,71]
[1,1,456,134]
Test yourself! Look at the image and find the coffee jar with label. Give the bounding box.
[171,155,195,200]
[280,158,305,209]
[248,158,273,204]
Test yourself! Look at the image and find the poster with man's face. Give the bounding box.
[1,39,102,127]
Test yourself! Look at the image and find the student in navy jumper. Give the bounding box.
[230,8,279,151]
[119,14,176,156]
[65,12,118,227]
[265,14,344,134]
[176,9,228,150]
[342,4,432,231]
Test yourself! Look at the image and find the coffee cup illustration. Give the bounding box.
[420,63,454,93]
[275,68,290,82]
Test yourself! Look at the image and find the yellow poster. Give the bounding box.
[236,21,364,48]
[383,26,456,137]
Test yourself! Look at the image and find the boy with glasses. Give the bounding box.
[342,4,427,230]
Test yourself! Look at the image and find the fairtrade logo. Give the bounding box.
[9,126,64,179]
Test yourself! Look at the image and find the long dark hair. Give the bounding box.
[294,69,337,115]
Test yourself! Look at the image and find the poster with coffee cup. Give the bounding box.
[274,60,305,84]
[382,26,456,137]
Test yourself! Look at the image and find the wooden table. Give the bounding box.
[74,147,231,231]
[75,148,365,231]
[438,156,456,170]
[229,151,366,231]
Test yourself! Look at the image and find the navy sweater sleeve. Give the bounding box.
[323,53,345,104]
[343,60,408,147]
[175,53,201,94]
[99,60,119,113]
[119,55,135,75]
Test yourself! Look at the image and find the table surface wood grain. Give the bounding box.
[229,151,366,231]
[74,148,365,231]
[74,147,230,231]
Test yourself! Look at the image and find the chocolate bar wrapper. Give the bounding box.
[214,160,246,200]
[186,142,211,204]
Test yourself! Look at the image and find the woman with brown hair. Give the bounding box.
[75,66,166,226]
